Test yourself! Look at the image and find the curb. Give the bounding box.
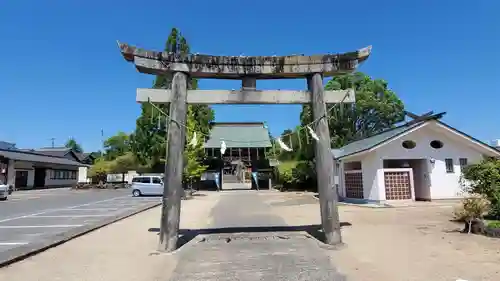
[0,201,162,268]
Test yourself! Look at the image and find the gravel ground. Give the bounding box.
[262,192,500,281]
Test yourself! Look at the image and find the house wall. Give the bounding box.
[14,161,35,187]
[372,123,485,200]
[360,153,385,201]
[340,154,384,201]
[45,165,79,187]
[333,159,344,197]
[5,161,80,189]
[338,154,362,199]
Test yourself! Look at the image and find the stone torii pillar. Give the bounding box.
[308,73,341,244]
[118,42,372,251]
[158,71,188,251]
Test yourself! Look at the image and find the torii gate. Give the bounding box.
[118,43,372,251]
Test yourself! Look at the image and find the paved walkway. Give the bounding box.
[0,188,346,281]
[169,189,344,280]
[211,190,284,227]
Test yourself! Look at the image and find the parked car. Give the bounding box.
[0,184,9,200]
[131,175,164,197]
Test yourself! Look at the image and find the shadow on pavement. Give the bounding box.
[148,223,352,248]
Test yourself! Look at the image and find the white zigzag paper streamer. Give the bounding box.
[189,132,198,147]
[277,138,292,152]
[307,125,320,141]
[220,140,227,155]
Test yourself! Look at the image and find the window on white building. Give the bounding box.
[445,159,454,173]
[402,140,416,149]
[430,140,444,149]
[459,158,468,171]
[51,169,77,180]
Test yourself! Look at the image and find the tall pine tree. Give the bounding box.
[183,106,208,187]
[130,28,214,172]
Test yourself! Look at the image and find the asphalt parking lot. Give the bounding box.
[0,188,161,263]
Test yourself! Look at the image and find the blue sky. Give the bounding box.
[0,0,498,152]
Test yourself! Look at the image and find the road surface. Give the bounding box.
[0,188,161,263]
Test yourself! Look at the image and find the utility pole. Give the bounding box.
[101,129,105,152]
[49,138,55,148]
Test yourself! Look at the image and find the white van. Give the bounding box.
[131,175,164,197]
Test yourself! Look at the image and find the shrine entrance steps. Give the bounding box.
[221,182,252,191]
[222,173,240,183]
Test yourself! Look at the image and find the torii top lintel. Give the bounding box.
[118,42,371,79]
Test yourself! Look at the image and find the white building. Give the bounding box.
[0,144,88,189]
[31,147,95,184]
[333,116,500,202]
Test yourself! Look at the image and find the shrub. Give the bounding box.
[453,194,491,233]
[461,158,500,219]
[88,158,113,183]
[280,169,294,184]
[276,160,317,191]
[487,220,500,229]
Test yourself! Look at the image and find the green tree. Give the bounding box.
[461,158,500,218]
[272,125,312,162]
[300,72,405,154]
[129,104,165,169]
[275,128,304,161]
[276,72,405,190]
[264,125,280,161]
[183,106,208,188]
[103,132,130,161]
[65,138,83,153]
[88,157,112,183]
[130,27,214,171]
[110,152,138,187]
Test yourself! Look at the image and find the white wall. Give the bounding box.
[372,123,486,200]
[78,167,89,183]
[107,171,139,184]
[360,154,385,201]
[339,154,385,201]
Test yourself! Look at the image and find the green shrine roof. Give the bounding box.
[204,122,272,149]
